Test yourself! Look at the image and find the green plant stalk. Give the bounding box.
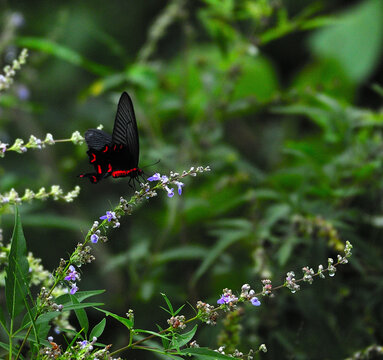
[15,183,162,359]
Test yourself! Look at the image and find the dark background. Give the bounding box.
[1,0,383,359]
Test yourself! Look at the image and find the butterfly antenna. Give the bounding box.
[142,159,161,169]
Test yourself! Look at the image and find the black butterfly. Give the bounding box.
[79,92,143,185]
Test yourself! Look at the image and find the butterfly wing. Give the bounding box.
[111,92,139,169]
[85,129,112,150]
[79,129,113,182]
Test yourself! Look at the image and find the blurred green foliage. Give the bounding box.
[1,0,383,358]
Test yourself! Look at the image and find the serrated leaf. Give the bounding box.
[5,207,30,318]
[89,318,106,339]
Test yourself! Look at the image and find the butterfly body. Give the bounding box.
[79,92,142,184]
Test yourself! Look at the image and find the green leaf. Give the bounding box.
[89,318,106,340]
[232,55,279,103]
[63,302,103,312]
[174,304,185,317]
[15,37,113,76]
[71,295,89,336]
[0,341,9,353]
[310,0,383,82]
[134,329,171,341]
[95,308,133,330]
[180,347,235,359]
[56,290,105,305]
[154,246,208,264]
[170,325,198,350]
[156,324,170,350]
[192,219,252,284]
[161,293,174,315]
[20,214,89,230]
[277,236,300,266]
[5,207,30,318]
[0,307,7,332]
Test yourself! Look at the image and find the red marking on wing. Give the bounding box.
[112,170,126,177]
[113,145,117,150]
[108,164,112,172]
[103,146,108,153]
[79,174,84,178]
[112,168,137,178]
[97,165,102,174]
[120,145,123,149]
[90,153,96,163]
[91,176,97,183]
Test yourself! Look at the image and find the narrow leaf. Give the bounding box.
[180,347,235,359]
[95,308,133,330]
[161,293,174,315]
[71,295,89,336]
[89,318,106,339]
[5,207,30,318]
[15,37,113,76]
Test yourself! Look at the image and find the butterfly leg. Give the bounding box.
[78,173,101,184]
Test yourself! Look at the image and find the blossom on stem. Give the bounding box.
[64,265,80,281]
[100,211,116,222]
[0,142,8,157]
[164,185,174,198]
[217,289,238,305]
[285,271,300,293]
[70,131,84,145]
[147,173,161,181]
[174,181,184,195]
[250,297,261,306]
[90,234,99,243]
[70,283,79,295]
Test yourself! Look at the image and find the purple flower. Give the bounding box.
[217,294,238,305]
[165,185,174,198]
[79,340,88,349]
[70,283,79,295]
[0,143,7,153]
[100,211,116,222]
[250,297,261,306]
[174,181,184,195]
[147,173,161,181]
[65,265,79,281]
[90,234,99,243]
[17,85,30,101]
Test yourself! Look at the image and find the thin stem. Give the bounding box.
[110,257,347,356]
[9,318,13,360]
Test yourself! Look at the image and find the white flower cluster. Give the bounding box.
[70,131,84,145]
[0,185,81,206]
[0,48,28,91]
[1,133,55,156]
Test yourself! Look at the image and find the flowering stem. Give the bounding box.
[110,250,350,356]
